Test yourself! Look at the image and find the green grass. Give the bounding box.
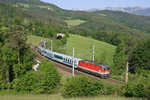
[66,34,116,66]
[65,19,86,26]
[27,35,50,48]
[37,6,54,10]
[0,94,138,100]
[0,26,7,31]
[99,14,107,16]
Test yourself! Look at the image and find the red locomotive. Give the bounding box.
[78,60,110,78]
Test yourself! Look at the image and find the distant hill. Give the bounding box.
[93,10,150,33]
[0,0,67,27]
[84,7,150,17]
[132,8,150,16]
[1,0,149,37]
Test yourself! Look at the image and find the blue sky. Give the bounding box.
[41,0,150,10]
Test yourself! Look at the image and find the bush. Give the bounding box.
[121,75,150,97]
[13,60,61,94]
[62,75,116,97]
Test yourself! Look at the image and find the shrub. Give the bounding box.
[62,75,117,97]
[121,75,150,97]
[12,60,61,94]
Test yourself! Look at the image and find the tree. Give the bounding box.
[113,42,128,74]
[0,46,17,89]
[4,25,27,70]
[129,39,150,73]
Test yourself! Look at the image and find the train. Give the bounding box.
[37,42,110,78]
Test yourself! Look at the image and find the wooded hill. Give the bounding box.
[93,10,150,33]
[1,0,150,38]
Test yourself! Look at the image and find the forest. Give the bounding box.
[0,0,150,99]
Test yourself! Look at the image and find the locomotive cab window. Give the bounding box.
[107,67,110,70]
[103,68,106,70]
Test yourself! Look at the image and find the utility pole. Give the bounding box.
[126,62,129,83]
[44,41,46,48]
[93,45,95,62]
[51,40,53,51]
[66,40,68,55]
[72,48,74,76]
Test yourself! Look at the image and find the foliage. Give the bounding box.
[113,42,128,74]
[129,39,150,73]
[62,75,116,97]
[121,74,150,97]
[13,61,61,94]
[0,46,17,89]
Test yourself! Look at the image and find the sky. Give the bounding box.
[41,0,150,10]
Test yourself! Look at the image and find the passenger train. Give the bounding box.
[37,42,110,78]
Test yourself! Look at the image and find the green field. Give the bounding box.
[15,3,29,8]
[65,19,86,26]
[0,94,137,100]
[38,5,54,10]
[27,35,50,48]
[99,14,107,16]
[66,34,116,66]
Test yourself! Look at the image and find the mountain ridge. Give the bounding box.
[83,6,150,16]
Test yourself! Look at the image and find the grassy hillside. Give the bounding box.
[66,34,116,66]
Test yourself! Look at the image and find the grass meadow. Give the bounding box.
[0,94,138,100]
[66,34,116,66]
[65,19,86,26]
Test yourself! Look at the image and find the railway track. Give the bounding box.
[34,47,124,85]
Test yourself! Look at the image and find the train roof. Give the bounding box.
[53,51,82,61]
[80,60,109,67]
[44,48,82,61]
